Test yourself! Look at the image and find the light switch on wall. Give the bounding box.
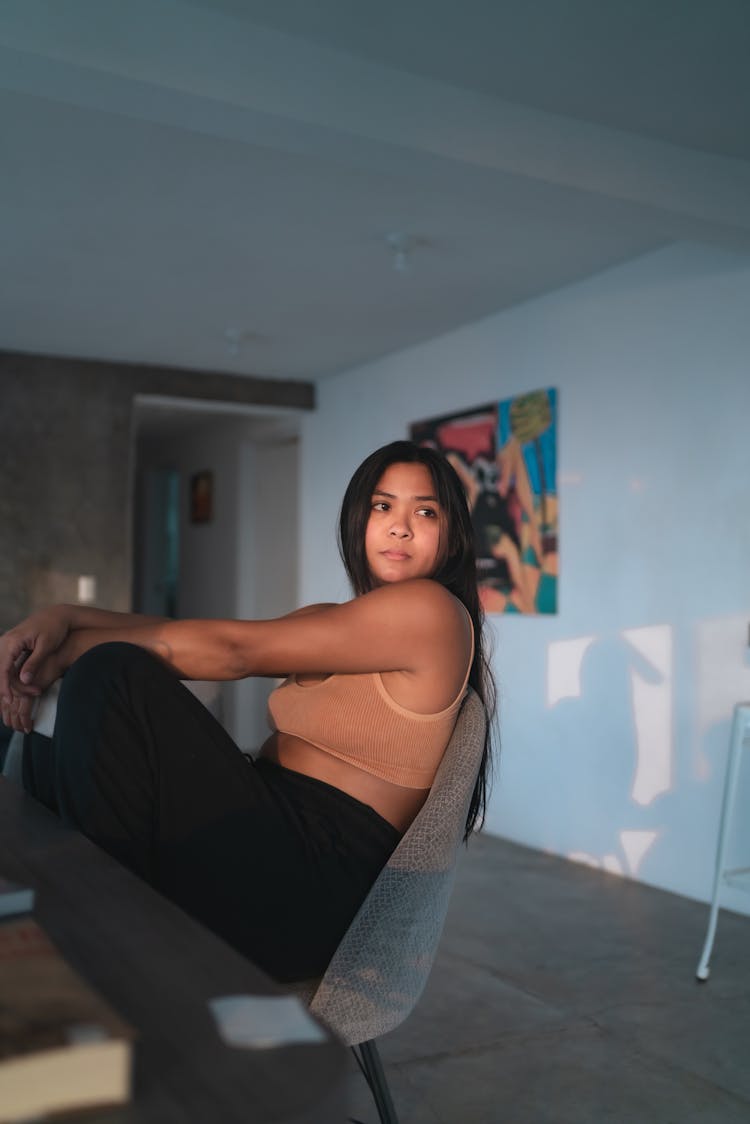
[77,575,97,604]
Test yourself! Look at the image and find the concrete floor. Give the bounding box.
[345,833,750,1123]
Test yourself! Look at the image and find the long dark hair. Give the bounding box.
[338,440,496,839]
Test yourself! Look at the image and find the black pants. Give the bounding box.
[23,642,401,982]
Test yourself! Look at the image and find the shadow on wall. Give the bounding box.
[541,616,750,896]
[545,629,668,877]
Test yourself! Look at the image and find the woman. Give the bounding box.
[0,441,495,982]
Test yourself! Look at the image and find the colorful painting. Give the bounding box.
[410,389,558,614]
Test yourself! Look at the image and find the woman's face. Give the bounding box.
[365,461,444,586]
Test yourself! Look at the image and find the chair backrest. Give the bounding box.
[307,687,487,1046]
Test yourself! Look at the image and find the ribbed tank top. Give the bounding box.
[266,622,474,789]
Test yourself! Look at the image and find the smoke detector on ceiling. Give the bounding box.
[385,231,415,273]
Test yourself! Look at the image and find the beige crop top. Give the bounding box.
[266,621,474,789]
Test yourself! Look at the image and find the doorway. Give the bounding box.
[130,394,302,747]
[133,466,180,616]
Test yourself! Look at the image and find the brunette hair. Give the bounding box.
[338,440,496,838]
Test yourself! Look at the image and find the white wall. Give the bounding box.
[137,418,245,730]
[299,243,750,914]
[137,419,299,749]
[234,437,300,750]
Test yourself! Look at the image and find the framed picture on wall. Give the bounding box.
[410,388,558,614]
[190,470,213,524]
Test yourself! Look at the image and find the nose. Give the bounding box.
[389,513,412,538]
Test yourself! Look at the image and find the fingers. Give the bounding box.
[17,694,35,734]
[17,647,43,687]
[0,641,43,704]
[1,613,70,702]
[0,690,35,734]
[0,671,41,712]
[0,649,17,703]
[0,634,30,702]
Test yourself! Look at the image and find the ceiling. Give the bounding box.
[2,0,749,382]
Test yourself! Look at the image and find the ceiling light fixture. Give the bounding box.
[224,327,245,356]
[385,232,415,274]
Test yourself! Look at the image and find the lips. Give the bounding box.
[382,550,410,560]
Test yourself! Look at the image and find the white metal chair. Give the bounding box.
[295,687,488,1124]
[696,702,750,981]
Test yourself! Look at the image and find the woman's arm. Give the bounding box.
[20,580,469,696]
[0,604,169,702]
[61,604,170,630]
[0,603,338,704]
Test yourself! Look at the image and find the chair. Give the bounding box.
[696,702,750,981]
[295,687,488,1124]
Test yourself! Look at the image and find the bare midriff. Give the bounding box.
[257,731,429,833]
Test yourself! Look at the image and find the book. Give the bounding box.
[0,879,34,919]
[0,917,134,1123]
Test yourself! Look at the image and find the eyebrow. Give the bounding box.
[373,489,439,502]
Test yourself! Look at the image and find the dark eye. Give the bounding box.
[417,507,437,518]
[372,501,390,512]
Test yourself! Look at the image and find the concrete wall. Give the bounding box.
[298,243,750,914]
[0,350,312,628]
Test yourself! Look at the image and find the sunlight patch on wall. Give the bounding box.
[546,635,596,706]
[620,829,660,875]
[568,851,624,875]
[623,624,673,806]
[565,832,660,878]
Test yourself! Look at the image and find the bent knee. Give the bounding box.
[59,641,161,703]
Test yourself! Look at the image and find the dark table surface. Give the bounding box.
[0,776,349,1123]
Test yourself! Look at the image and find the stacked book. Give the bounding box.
[0,878,133,1123]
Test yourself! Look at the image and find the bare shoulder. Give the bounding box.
[224,583,470,680]
[284,602,338,619]
[376,578,463,612]
[371,581,473,710]
[361,580,471,643]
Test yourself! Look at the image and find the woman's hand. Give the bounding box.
[0,605,72,703]
[1,688,35,734]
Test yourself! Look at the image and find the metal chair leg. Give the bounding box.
[352,1040,399,1124]
[696,703,750,980]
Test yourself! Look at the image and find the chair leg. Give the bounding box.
[696,704,750,981]
[352,1040,399,1124]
